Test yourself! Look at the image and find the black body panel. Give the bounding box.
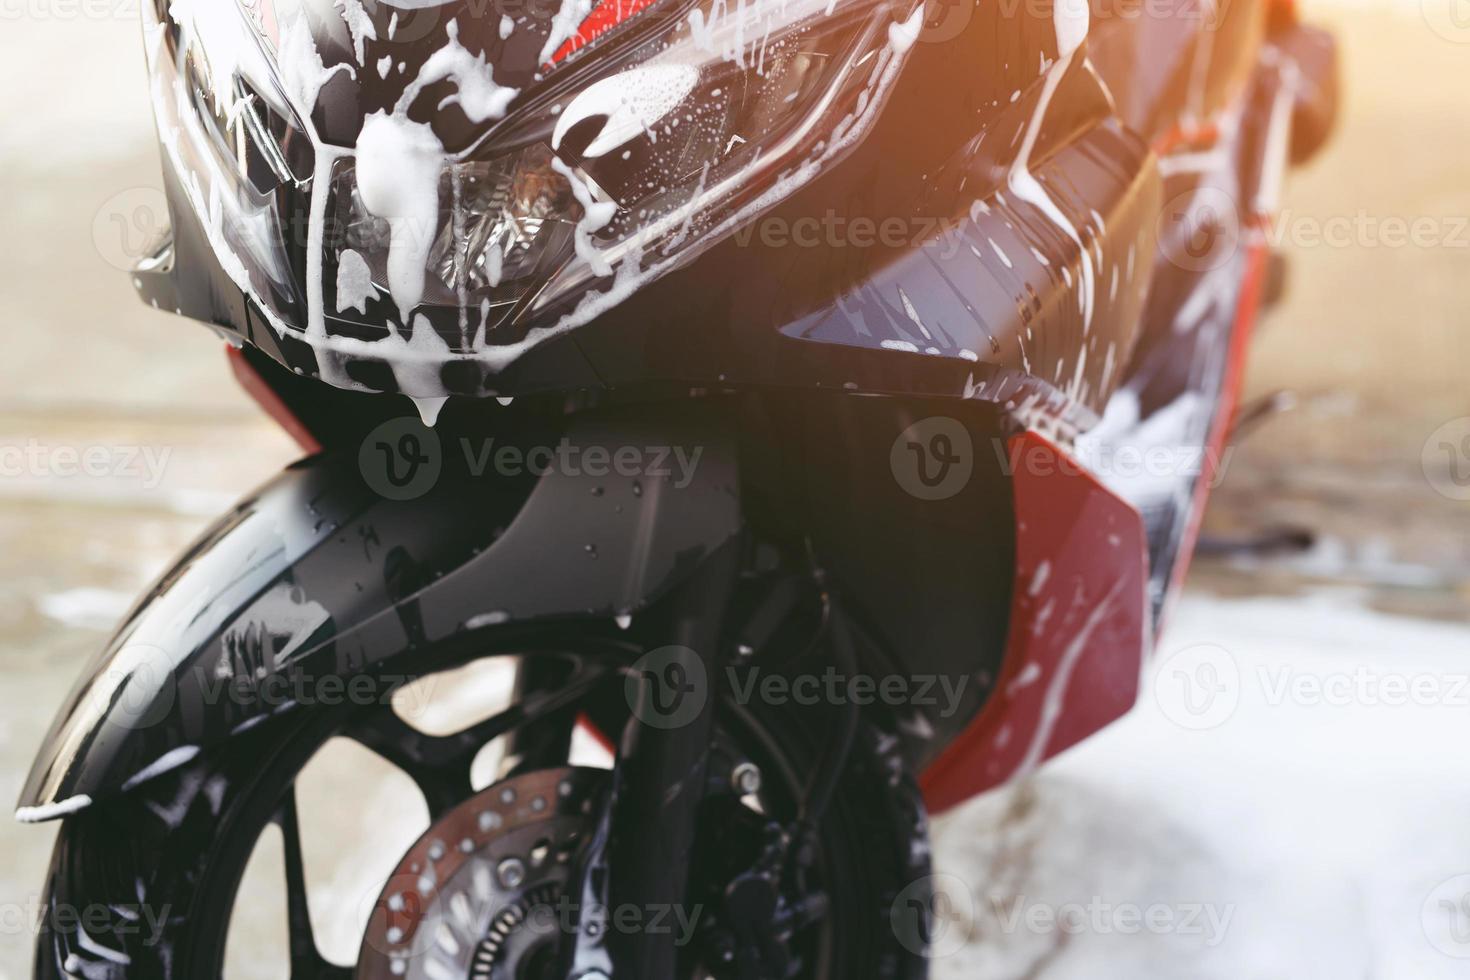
[17,401,741,816]
[18,391,1024,817]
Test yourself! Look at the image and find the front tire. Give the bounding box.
[34,637,931,980]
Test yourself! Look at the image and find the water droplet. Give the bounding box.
[590,486,604,497]
[409,395,448,427]
[615,613,632,630]
[631,481,643,497]
[585,544,598,558]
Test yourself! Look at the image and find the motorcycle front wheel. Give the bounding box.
[33,626,932,980]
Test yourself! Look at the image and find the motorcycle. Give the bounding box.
[17,0,1336,975]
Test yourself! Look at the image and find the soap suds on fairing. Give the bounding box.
[1008,52,1096,335]
[1054,0,1090,59]
[398,19,519,123]
[335,248,379,313]
[354,112,446,324]
[551,156,618,277]
[540,0,596,64]
[553,65,701,160]
[335,0,378,65]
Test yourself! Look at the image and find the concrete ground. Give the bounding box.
[0,0,1466,976]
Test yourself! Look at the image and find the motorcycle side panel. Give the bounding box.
[919,431,1149,814]
[16,404,740,820]
[1089,0,1267,143]
[573,47,1163,436]
[1081,39,1305,617]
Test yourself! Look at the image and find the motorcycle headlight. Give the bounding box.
[145,0,925,393]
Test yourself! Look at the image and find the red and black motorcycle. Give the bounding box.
[18,0,1335,975]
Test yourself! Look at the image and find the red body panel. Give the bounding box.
[1166,236,1269,604]
[549,0,662,63]
[226,346,322,455]
[920,433,1150,814]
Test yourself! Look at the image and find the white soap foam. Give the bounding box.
[552,65,700,160]
[354,112,446,324]
[335,248,380,313]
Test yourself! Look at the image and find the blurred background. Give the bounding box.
[1,0,1467,976]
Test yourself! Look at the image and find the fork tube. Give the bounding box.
[605,539,741,978]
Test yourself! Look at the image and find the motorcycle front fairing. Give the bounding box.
[135,0,932,403]
[136,0,1164,421]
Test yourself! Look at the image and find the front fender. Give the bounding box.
[17,402,740,821]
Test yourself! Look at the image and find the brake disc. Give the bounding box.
[356,767,606,980]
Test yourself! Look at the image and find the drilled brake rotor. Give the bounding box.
[356,767,606,980]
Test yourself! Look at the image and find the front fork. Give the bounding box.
[557,539,744,979]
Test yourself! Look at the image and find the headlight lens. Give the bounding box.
[146,0,924,393]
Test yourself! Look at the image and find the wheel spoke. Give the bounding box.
[341,709,474,817]
[275,790,355,980]
[341,658,613,816]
